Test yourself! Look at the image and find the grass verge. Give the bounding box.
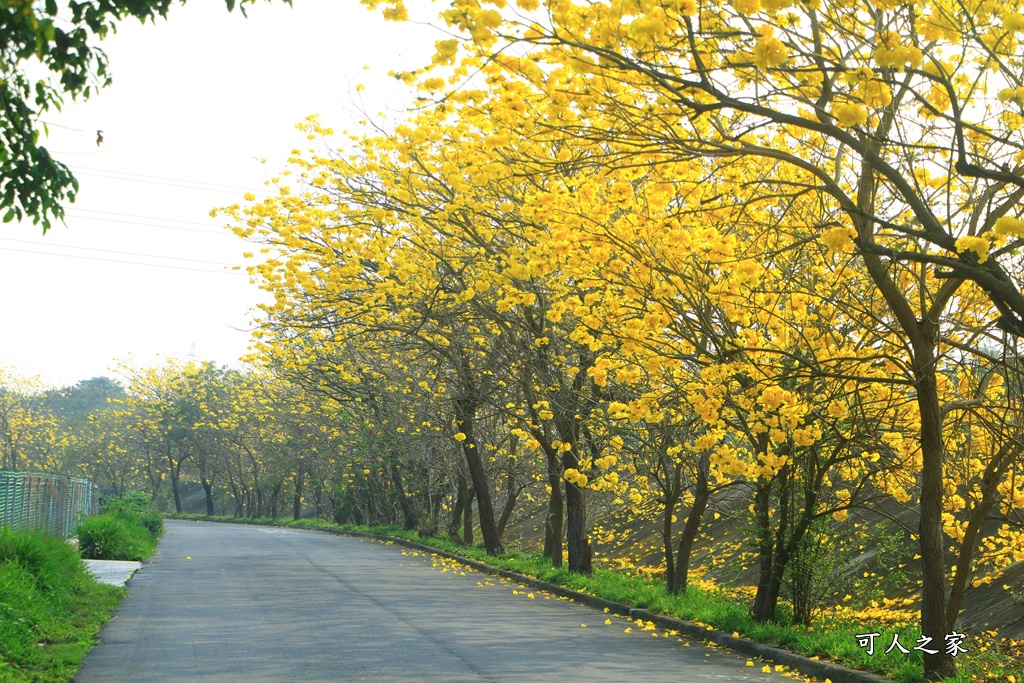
[2,493,165,681]
[0,527,124,682]
[168,514,1023,683]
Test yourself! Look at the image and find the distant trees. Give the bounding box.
[0,369,59,471]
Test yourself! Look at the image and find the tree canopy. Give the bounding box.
[6,0,1024,678]
[218,0,1024,676]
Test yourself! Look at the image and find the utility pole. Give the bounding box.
[188,343,196,363]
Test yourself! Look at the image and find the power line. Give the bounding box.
[70,171,253,194]
[0,238,238,267]
[0,246,245,275]
[68,165,274,195]
[38,121,86,132]
[71,164,264,192]
[66,213,233,236]
[71,208,225,227]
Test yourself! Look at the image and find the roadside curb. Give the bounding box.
[168,517,892,683]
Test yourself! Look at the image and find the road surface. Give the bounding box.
[76,520,794,682]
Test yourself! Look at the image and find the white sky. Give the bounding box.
[0,0,439,389]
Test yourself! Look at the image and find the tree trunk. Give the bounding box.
[229,476,242,517]
[448,473,468,545]
[426,487,443,537]
[564,478,591,574]
[390,462,417,531]
[851,162,959,678]
[293,468,304,521]
[673,453,710,593]
[497,480,520,537]
[166,443,185,514]
[195,451,216,517]
[202,478,215,516]
[662,468,682,593]
[270,480,282,519]
[145,445,162,502]
[455,393,504,555]
[761,515,800,627]
[914,346,956,679]
[463,487,475,545]
[947,446,1010,627]
[763,555,787,621]
[752,478,775,622]
[543,448,564,568]
[563,444,591,574]
[754,463,799,623]
[171,472,183,514]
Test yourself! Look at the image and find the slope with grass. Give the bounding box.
[1,493,165,682]
[0,528,123,682]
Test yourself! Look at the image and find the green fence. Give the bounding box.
[0,470,98,537]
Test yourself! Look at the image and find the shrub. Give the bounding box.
[76,514,155,562]
[76,491,165,561]
[102,492,165,538]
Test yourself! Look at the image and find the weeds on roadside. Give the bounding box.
[0,527,123,682]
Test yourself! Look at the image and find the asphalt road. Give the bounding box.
[76,520,794,682]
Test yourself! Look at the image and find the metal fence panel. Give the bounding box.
[0,470,97,537]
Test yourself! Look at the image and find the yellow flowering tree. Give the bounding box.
[222,101,631,568]
[0,368,61,472]
[371,0,1024,673]
[221,117,518,554]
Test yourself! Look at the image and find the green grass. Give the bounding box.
[0,527,124,682]
[77,493,164,562]
[75,515,155,561]
[0,494,166,680]
[169,513,1022,683]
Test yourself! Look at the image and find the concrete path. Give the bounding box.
[76,520,794,682]
[83,559,142,587]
